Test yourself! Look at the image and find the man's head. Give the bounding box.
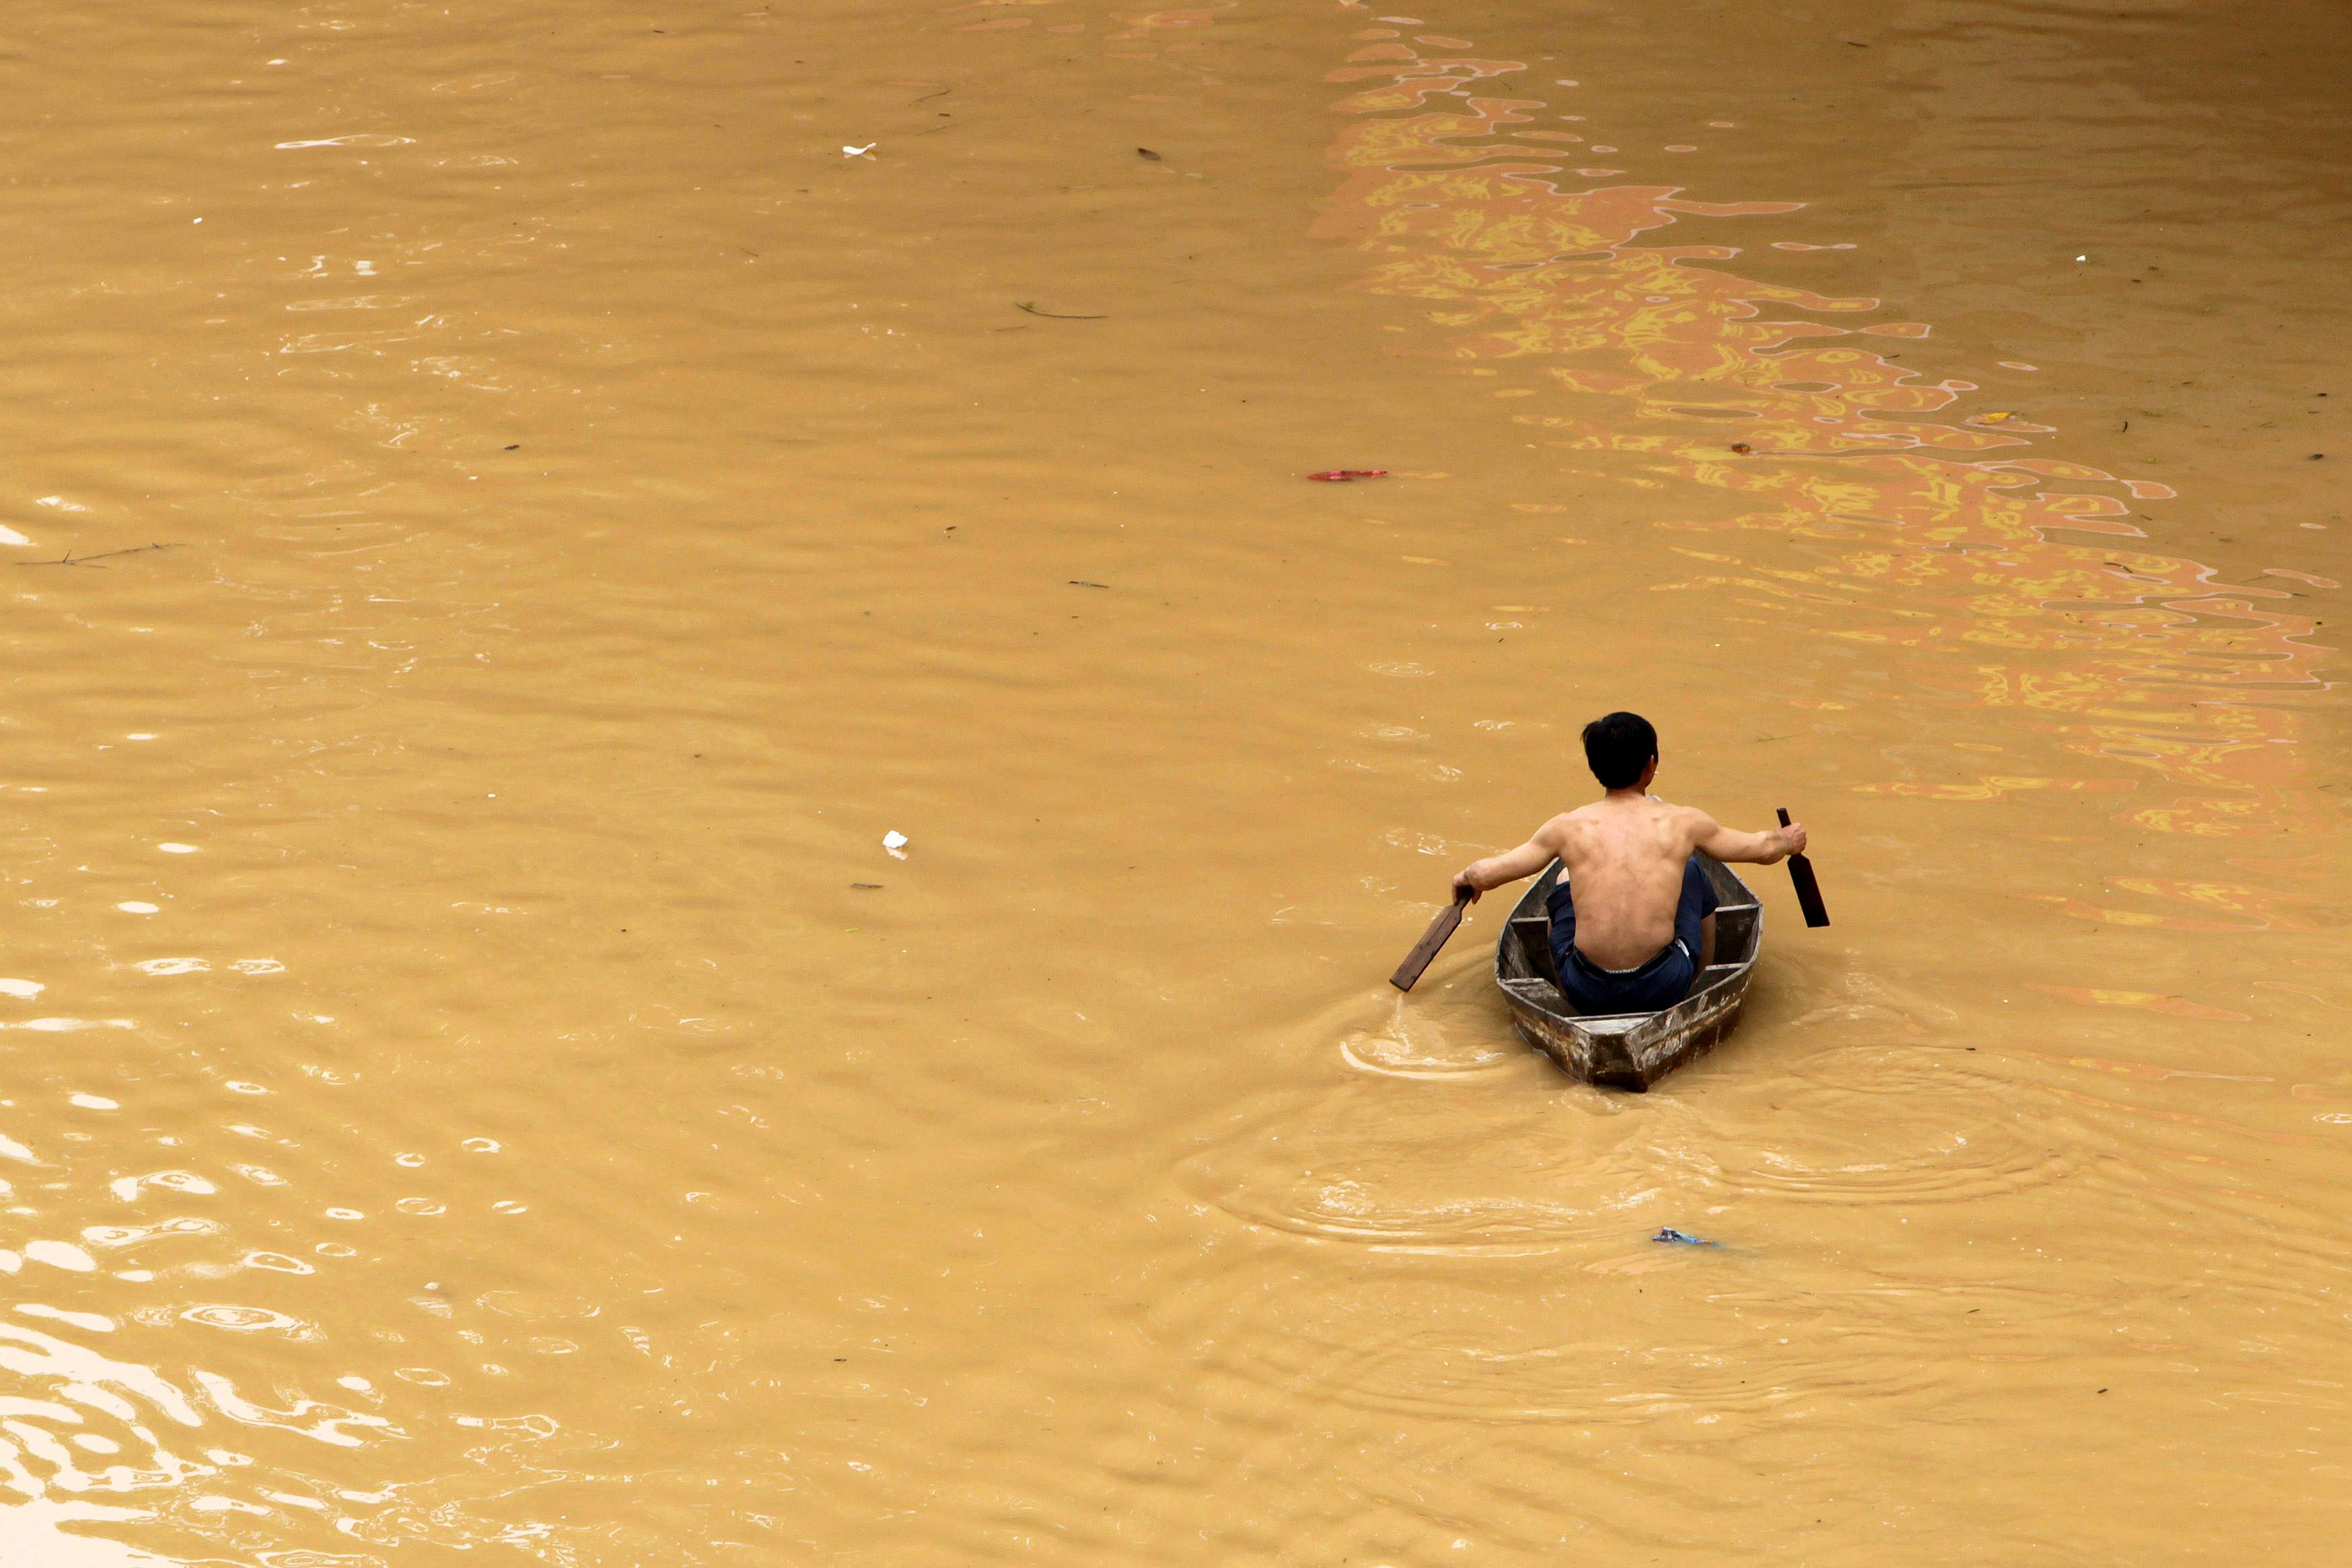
[1582,711,1658,791]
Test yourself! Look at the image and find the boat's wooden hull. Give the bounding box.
[1493,857,1761,1090]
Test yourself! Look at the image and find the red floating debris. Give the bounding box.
[1308,469,1390,482]
[1729,443,1753,455]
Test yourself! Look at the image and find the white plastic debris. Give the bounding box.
[882,830,909,859]
[843,143,876,159]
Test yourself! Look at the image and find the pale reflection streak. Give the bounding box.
[1314,30,2335,877]
[0,1080,497,1561]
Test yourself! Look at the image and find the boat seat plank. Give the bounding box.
[1689,964,1742,997]
[1500,977,1564,1008]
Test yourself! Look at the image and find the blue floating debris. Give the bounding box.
[1652,1227,1714,1246]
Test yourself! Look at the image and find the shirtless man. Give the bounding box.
[1450,711,1806,1014]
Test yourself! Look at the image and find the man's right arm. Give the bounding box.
[1450,818,1568,902]
[1691,810,1804,865]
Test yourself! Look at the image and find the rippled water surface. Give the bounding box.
[3,0,2349,1560]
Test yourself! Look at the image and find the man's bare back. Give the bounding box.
[1450,713,1805,977]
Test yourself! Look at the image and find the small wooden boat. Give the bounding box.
[1493,857,1761,1090]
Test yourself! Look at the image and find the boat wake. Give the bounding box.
[1335,992,1521,1081]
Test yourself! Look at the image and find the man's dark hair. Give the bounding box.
[1582,711,1658,789]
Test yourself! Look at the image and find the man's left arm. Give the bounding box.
[1691,810,1803,865]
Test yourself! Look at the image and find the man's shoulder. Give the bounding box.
[1529,805,1597,848]
[1529,808,1577,840]
[1646,797,1719,840]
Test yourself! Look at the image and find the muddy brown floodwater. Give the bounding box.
[0,0,2346,1561]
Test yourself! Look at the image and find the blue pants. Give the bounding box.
[1546,856,1720,1015]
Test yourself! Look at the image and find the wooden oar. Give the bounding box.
[1390,887,1472,992]
[1777,808,1830,928]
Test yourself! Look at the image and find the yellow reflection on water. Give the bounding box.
[1314,38,2335,863]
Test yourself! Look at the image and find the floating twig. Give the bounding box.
[16,541,179,569]
[1068,580,1109,589]
[1015,301,1107,320]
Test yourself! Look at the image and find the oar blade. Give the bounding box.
[1390,891,1471,991]
[1776,808,1830,927]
